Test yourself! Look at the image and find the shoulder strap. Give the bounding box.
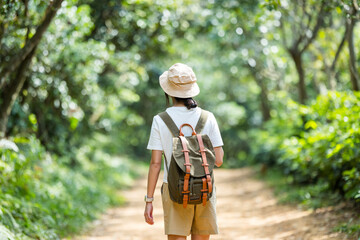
[163,153,169,172]
[158,111,179,136]
[195,110,209,134]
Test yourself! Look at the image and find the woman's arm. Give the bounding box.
[144,150,162,225]
[214,146,224,167]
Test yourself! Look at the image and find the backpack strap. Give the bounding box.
[179,135,191,208]
[163,153,169,173]
[195,110,211,205]
[195,110,209,134]
[158,112,177,174]
[158,111,179,136]
[201,178,208,206]
[159,110,209,135]
[197,134,212,195]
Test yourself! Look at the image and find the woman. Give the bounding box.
[144,63,224,240]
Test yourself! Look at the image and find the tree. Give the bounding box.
[206,0,275,122]
[279,0,329,104]
[345,0,360,91]
[0,0,64,137]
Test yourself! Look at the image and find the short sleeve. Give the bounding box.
[207,113,224,148]
[147,116,163,150]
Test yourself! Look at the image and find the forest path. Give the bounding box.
[73,168,350,240]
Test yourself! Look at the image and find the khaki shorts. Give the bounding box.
[161,182,218,236]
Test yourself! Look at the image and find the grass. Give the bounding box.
[334,221,360,239]
[252,164,360,239]
[254,165,342,209]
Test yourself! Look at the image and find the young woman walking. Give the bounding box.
[144,63,224,240]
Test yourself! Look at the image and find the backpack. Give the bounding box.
[159,110,215,208]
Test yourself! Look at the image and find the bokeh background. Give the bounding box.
[0,0,360,239]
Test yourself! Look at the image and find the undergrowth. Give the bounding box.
[255,165,343,209]
[0,135,145,240]
[334,221,360,239]
[254,165,360,239]
[248,91,360,238]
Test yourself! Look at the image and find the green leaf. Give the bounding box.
[305,120,317,130]
[69,117,79,130]
[28,114,37,125]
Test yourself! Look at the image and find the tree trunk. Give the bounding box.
[328,24,348,90]
[290,49,307,104]
[0,47,37,137]
[346,16,360,91]
[0,0,63,89]
[258,80,271,122]
[0,0,63,137]
[250,70,271,122]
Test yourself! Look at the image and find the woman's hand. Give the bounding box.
[144,150,161,225]
[144,202,154,225]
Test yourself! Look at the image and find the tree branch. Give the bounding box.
[280,17,289,48]
[0,0,63,89]
[300,0,326,53]
[0,46,37,137]
[330,24,347,71]
[347,6,360,91]
[353,0,359,12]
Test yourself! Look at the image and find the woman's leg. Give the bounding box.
[168,235,186,240]
[191,234,210,240]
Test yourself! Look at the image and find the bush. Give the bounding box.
[0,135,141,239]
[249,91,360,201]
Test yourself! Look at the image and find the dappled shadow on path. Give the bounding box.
[69,168,351,240]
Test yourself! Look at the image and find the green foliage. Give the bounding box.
[1,0,360,238]
[250,91,360,201]
[257,165,342,209]
[260,0,281,10]
[0,136,141,239]
[334,221,360,239]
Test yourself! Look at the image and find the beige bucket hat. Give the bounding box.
[159,63,200,98]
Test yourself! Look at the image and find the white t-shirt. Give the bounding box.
[147,106,224,183]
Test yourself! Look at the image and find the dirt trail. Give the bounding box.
[73,168,351,240]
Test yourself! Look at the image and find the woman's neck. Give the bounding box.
[171,97,185,107]
[173,103,185,107]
